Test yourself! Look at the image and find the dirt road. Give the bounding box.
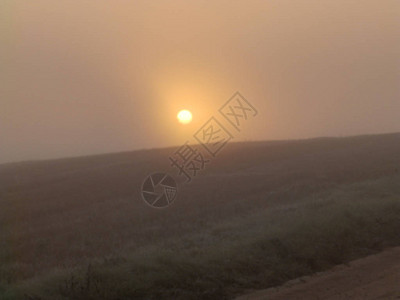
[236,247,400,300]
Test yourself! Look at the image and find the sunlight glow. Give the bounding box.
[177,110,192,124]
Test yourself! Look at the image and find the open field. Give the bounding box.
[1,133,400,299]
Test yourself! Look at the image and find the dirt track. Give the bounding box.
[237,247,400,300]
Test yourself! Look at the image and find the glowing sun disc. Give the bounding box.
[177,109,192,124]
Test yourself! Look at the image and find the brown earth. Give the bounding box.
[237,247,400,300]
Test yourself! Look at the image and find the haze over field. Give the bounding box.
[1,0,400,164]
[2,1,400,299]
[0,133,400,299]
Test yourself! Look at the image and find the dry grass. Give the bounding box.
[0,133,400,299]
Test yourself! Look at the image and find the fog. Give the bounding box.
[1,0,399,164]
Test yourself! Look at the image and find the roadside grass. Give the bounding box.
[7,177,400,300]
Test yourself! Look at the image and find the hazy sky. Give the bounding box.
[1,0,399,163]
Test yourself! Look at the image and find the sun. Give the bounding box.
[177,109,192,124]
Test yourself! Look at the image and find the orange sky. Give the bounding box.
[1,0,399,163]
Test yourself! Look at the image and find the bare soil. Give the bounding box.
[237,247,400,300]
